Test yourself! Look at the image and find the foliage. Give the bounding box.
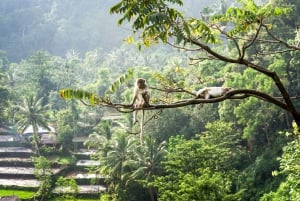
[110,0,184,46]
[55,176,79,201]
[0,61,9,123]
[32,156,53,201]
[111,0,291,46]
[50,199,98,201]
[21,51,57,103]
[15,94,50,154]
[0,189,35,199]
[0,85,9,123]
[260,124,300,201]
[128,136,167,201]
[153,121,245,201]
[100,193,111,201]
[96,132,136,200]
[47,154,75,166]
[15,95,49,134]
[60,68,134,108]
[56,107,78,152]
[88,132,166,201]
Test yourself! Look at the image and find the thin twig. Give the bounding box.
[242,19,263,58]
[263,24,300,50]
[213,24,242,58]
[256,49,295,55]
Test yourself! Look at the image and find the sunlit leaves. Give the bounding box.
[106,68,134,93]
[124,35,135,44]
[189,18,219,43]
[111,0,292,48]
[256,1,291,17]
[212,0,291,36]
[110,0,185,45]
[60,68,134,106]
[59,89,101,106]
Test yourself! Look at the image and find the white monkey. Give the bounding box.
[196,87,232,99]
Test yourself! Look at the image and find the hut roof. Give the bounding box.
[22,125,56,134]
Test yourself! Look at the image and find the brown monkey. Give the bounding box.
[132,78,150,144]
[196,87,232,99]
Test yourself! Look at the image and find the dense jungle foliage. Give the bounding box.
[0,0,300,200]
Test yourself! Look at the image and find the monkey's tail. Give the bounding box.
[140,109,145,145]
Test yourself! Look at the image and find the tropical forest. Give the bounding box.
[0,0,299,201]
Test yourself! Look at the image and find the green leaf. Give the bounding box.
[59,89,102,106]
[89,93,95,106]
[106,69,134,94]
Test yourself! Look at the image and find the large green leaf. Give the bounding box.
[60,89,101,106]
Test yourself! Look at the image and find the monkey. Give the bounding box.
[132,78,150,144]
[132,78,150,123]
[196,87,232,99]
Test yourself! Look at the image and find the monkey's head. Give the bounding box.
[136,78,147,89]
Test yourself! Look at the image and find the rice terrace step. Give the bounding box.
[0,147,33,157]
[0,179,40,188]
[53,185,106,194]
[0,147,33,153]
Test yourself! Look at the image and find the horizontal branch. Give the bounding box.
[105,89,289,112]
[149,86,195,96]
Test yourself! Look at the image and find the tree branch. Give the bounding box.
[97,89,288,112]
[213,25,242,58]
[189,38,239,63]
[149,86,195,96]
[183,34,300,126]
[256,48,296,55]
[148,89,288,111]
[242,19,263,58]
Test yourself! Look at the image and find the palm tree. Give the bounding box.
[129,136,167,201]
[99,132,136,199]
[84,120,115,157]
[16,94,49,154]
[84,132,111,157]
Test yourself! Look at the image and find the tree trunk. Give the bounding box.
[291,111,300,131]
[149,187,158,201]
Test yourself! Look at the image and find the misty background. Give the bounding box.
[0,0,222,62]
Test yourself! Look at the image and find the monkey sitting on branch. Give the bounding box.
[196,87,232,99]
[132,78,151,144]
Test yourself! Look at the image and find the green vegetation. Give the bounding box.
[49,198,99,201]
[0,189,35,199]
[47,155,75,165]
[0,0,300,200]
